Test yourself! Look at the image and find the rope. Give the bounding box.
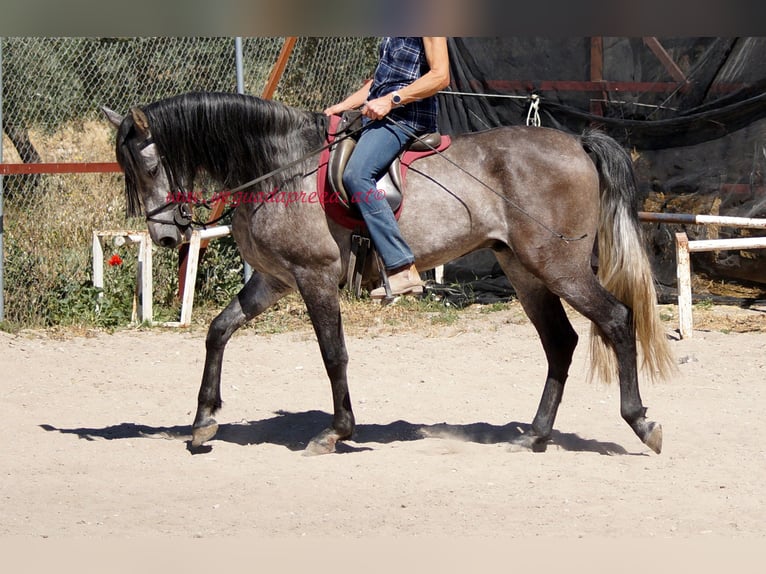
[438,89,529,100]
[440,88,679,114]
[526,94,541,127]
[439,89,543,126]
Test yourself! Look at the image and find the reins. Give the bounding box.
[157,105,585,242]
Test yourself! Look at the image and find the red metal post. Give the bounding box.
[589,37,605,117]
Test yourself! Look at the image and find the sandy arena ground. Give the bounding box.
[1,301,764,564]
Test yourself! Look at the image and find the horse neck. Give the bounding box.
[153,95,327,187]
[243,107,328,183]
[203,100,326,173]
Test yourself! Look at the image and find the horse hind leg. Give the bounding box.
[494,249,579,452]
[558,271,663,454]
[191,272,292,447]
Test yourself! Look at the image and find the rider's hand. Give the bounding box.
[362,96,393,121]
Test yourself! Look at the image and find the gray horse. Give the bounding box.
[103,91,674,455]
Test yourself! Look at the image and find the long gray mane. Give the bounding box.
[115,91,328,215]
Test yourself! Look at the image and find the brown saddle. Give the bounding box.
[317,113,451,231]
[327,129,444,212]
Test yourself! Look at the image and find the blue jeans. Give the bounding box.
[342,120,414,271]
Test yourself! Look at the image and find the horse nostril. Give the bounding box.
[158,236,177,248]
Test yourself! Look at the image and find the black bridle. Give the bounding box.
[144,199,193,231]
[130,133,194,231]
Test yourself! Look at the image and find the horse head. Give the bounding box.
[102,106,192,249]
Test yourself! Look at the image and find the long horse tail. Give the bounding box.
[580,128,676,383]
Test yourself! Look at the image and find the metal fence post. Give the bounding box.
[236,36,253,284]
[0,37,5,323]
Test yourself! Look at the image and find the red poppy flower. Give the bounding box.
[108,254,123,267]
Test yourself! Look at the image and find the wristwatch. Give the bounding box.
[391,91,402,106]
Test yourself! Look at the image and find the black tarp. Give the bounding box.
[434,37,766,302]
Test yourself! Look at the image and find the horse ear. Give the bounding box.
[101,106,124,128]
[130,106,152,138]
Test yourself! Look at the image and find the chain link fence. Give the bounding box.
[1,37,379,327]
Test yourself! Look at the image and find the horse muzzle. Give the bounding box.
[145,202,193,249]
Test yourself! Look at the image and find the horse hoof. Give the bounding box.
[644,422,662,454]
[191,421,219,447]
[303,429,340,456]
[508,432,548,453]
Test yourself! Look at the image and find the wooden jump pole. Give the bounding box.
[639,211,766,229]
[165,226,232,327]
[661,212,766,338]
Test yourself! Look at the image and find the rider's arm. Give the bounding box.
[323,79,373,116]
[392,37,450,105]
[362,37,450,120]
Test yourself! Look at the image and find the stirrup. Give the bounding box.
[346,232,371,298]
[373,250,395,303]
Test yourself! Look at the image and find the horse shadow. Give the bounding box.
[40,409,634,456]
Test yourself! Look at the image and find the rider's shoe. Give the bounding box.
[370,263,424,300]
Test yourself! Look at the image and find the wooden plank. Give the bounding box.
[675,232,693,339]
[639,212,766,229]
[179,231,201,327]
[589,37,604,117]
[687,236,766,252]
[138,233,153,323]
[673,232,766,339]
[262,37,298,100]
[642,37,688,83]
[93,230,152,324]
[92,232,105,314]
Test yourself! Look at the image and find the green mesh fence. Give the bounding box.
[1,37,379,326]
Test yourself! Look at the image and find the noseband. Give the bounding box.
[144,200,193,231]
[132,134,192,232]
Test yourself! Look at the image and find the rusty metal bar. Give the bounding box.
[0,162,120,175]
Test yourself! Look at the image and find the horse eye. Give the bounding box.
[139,144,161,178]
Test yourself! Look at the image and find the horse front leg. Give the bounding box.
[294,270,354,455]
[191,272,292,447]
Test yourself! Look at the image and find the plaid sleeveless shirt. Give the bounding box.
[367,37,439,134]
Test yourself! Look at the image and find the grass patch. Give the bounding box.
[479,301,512,314]
[693,298,715,311]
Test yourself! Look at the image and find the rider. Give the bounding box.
[324,37,450,299]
